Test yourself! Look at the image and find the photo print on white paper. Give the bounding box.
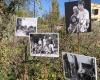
[62,52,97,80]
[29,33,59,57]
[15,17,37,37]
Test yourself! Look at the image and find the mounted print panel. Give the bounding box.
[15,17,37,37]
[65,0,91,33]
[62,52,97,80]
[29,33,59,57]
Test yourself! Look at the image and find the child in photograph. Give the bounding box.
[44,45,50,54]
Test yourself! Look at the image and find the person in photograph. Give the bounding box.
[37,38,42,53]
[44,45,50,54]
[33,43,37,54]
[16,26,26,36]
[77,0,90,32]
[43,36,47,47]
[26,26,35,35]
[37,44,42,54]
[31,41,34,52]
[63,54,71,78]
[38,38,42,46]
[17,18,22,27]
[48,37,54,54]
[16,18,27,36]
[43,36,50,54]
[68,6,79,33]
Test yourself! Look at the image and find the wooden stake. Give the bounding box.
[77,32,80,54]
[24,64,28,80]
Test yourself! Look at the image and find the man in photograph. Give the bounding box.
[77,0,90,32]
[48,37,54,54]
[43,36,47,47]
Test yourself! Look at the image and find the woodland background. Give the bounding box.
[0,0,100,80]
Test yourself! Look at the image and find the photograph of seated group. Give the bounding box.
[29,33,59,57]
[15,17,37,37]
[65,0,91,33]
[62,52,97,80]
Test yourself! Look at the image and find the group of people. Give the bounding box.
[31,36,56,54]
[16,18,36,36]
[16,25,36,36]
[68,0,90,33]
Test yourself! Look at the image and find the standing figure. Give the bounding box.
[48,37,54,54]
[77,0,90,32]
[38,38,42,53]
[43,36,47,47]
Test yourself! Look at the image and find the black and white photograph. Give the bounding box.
[15,17,37,36]
[29,33,59,57]
[65,0,91,33]
[62,52,97,80]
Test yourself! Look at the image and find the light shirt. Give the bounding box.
[38,39,42,45]
[43,38,46,46]
[77,9,90,32]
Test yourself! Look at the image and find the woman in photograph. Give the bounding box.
[68,6,79,33]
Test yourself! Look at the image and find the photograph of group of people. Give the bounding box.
[65,0,91,33]
[15,17,37,36]
[29,33,59,57]
[62,52,97,80]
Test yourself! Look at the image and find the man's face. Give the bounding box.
[78,4,84,11]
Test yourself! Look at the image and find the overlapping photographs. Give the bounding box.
[65,0,91,33]
[29,33,59,57]
[15,17,37,37]
[62,52,97,80]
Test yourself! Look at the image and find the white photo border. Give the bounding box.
[15,17,38,37]
[29,33,59,57]
[62,52,97,80]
